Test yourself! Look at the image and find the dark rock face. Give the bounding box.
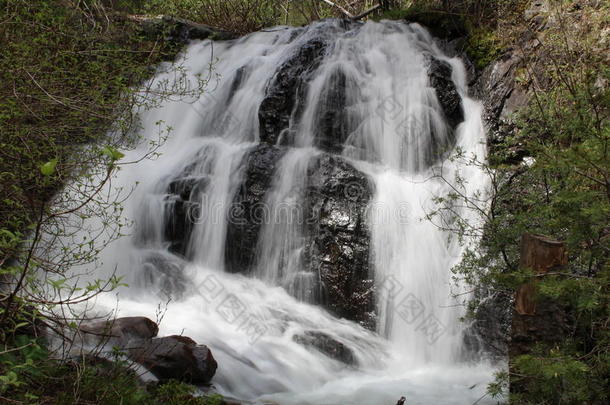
[128,335,217,384]
[225,146,375,327]
[509,299,572,358]
[463,290,512,360]
[420,56,465,167]
[428,57,464,129]
[305,154,375,329]
[164,176,208,257]
[162,147,214,257]
[293,331,357,365]
[225,144,285,273]
[461,56,524,357]
[258,38,327,146]
[473,52,530,165]
[311,69,356,153]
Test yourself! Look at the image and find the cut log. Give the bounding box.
[514,233,567,315]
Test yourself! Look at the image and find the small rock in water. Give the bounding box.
[396,396,406,405]
[293,331,357,366]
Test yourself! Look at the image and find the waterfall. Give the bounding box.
[78,19,496,404]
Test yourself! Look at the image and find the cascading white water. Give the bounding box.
[70,19,499,404]
[254,147,319,298]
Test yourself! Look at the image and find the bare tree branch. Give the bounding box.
[319,0,354,18]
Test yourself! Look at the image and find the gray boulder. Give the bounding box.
[80,316,158,347]
[293,331,357,366]
[128,335,218,384]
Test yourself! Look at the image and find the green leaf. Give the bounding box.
[40,158,58,176]
[100,146,125,161]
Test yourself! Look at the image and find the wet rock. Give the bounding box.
[258,38,327,146]
[139,251,188,299]
[225,148,375,328]
[293,331,357,365]
[428,57,464,129]
[163,156,211,257]
[305,154,375,329]
[416,56,465,167]
[311,68,358,153]
[227,65,252,104]
[463,290,512,360]
[225,144,285,273]
[128,335,217,384]
[80,316,159,347]
[473,51,531,165]
[164,180,206,257]
[78,318,218,385]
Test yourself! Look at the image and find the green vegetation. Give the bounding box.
[0,0,210,402]
[463,28,502,70]
[375,0,528,69]
[141,0,282,33]
[428,1,609,403]
[1,340,223,404]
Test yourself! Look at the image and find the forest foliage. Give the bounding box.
[426,1,609,403]
[0,0,209,402]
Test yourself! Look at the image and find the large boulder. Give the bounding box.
[128,335,217,384]
[305,154,375,329]
[79,318,217,385]
[225,147,375,328]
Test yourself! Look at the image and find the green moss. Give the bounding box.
[464,28,503,70]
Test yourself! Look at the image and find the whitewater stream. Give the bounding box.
[69,20,498,404]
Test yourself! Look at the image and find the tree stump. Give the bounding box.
[514,233,567,315]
